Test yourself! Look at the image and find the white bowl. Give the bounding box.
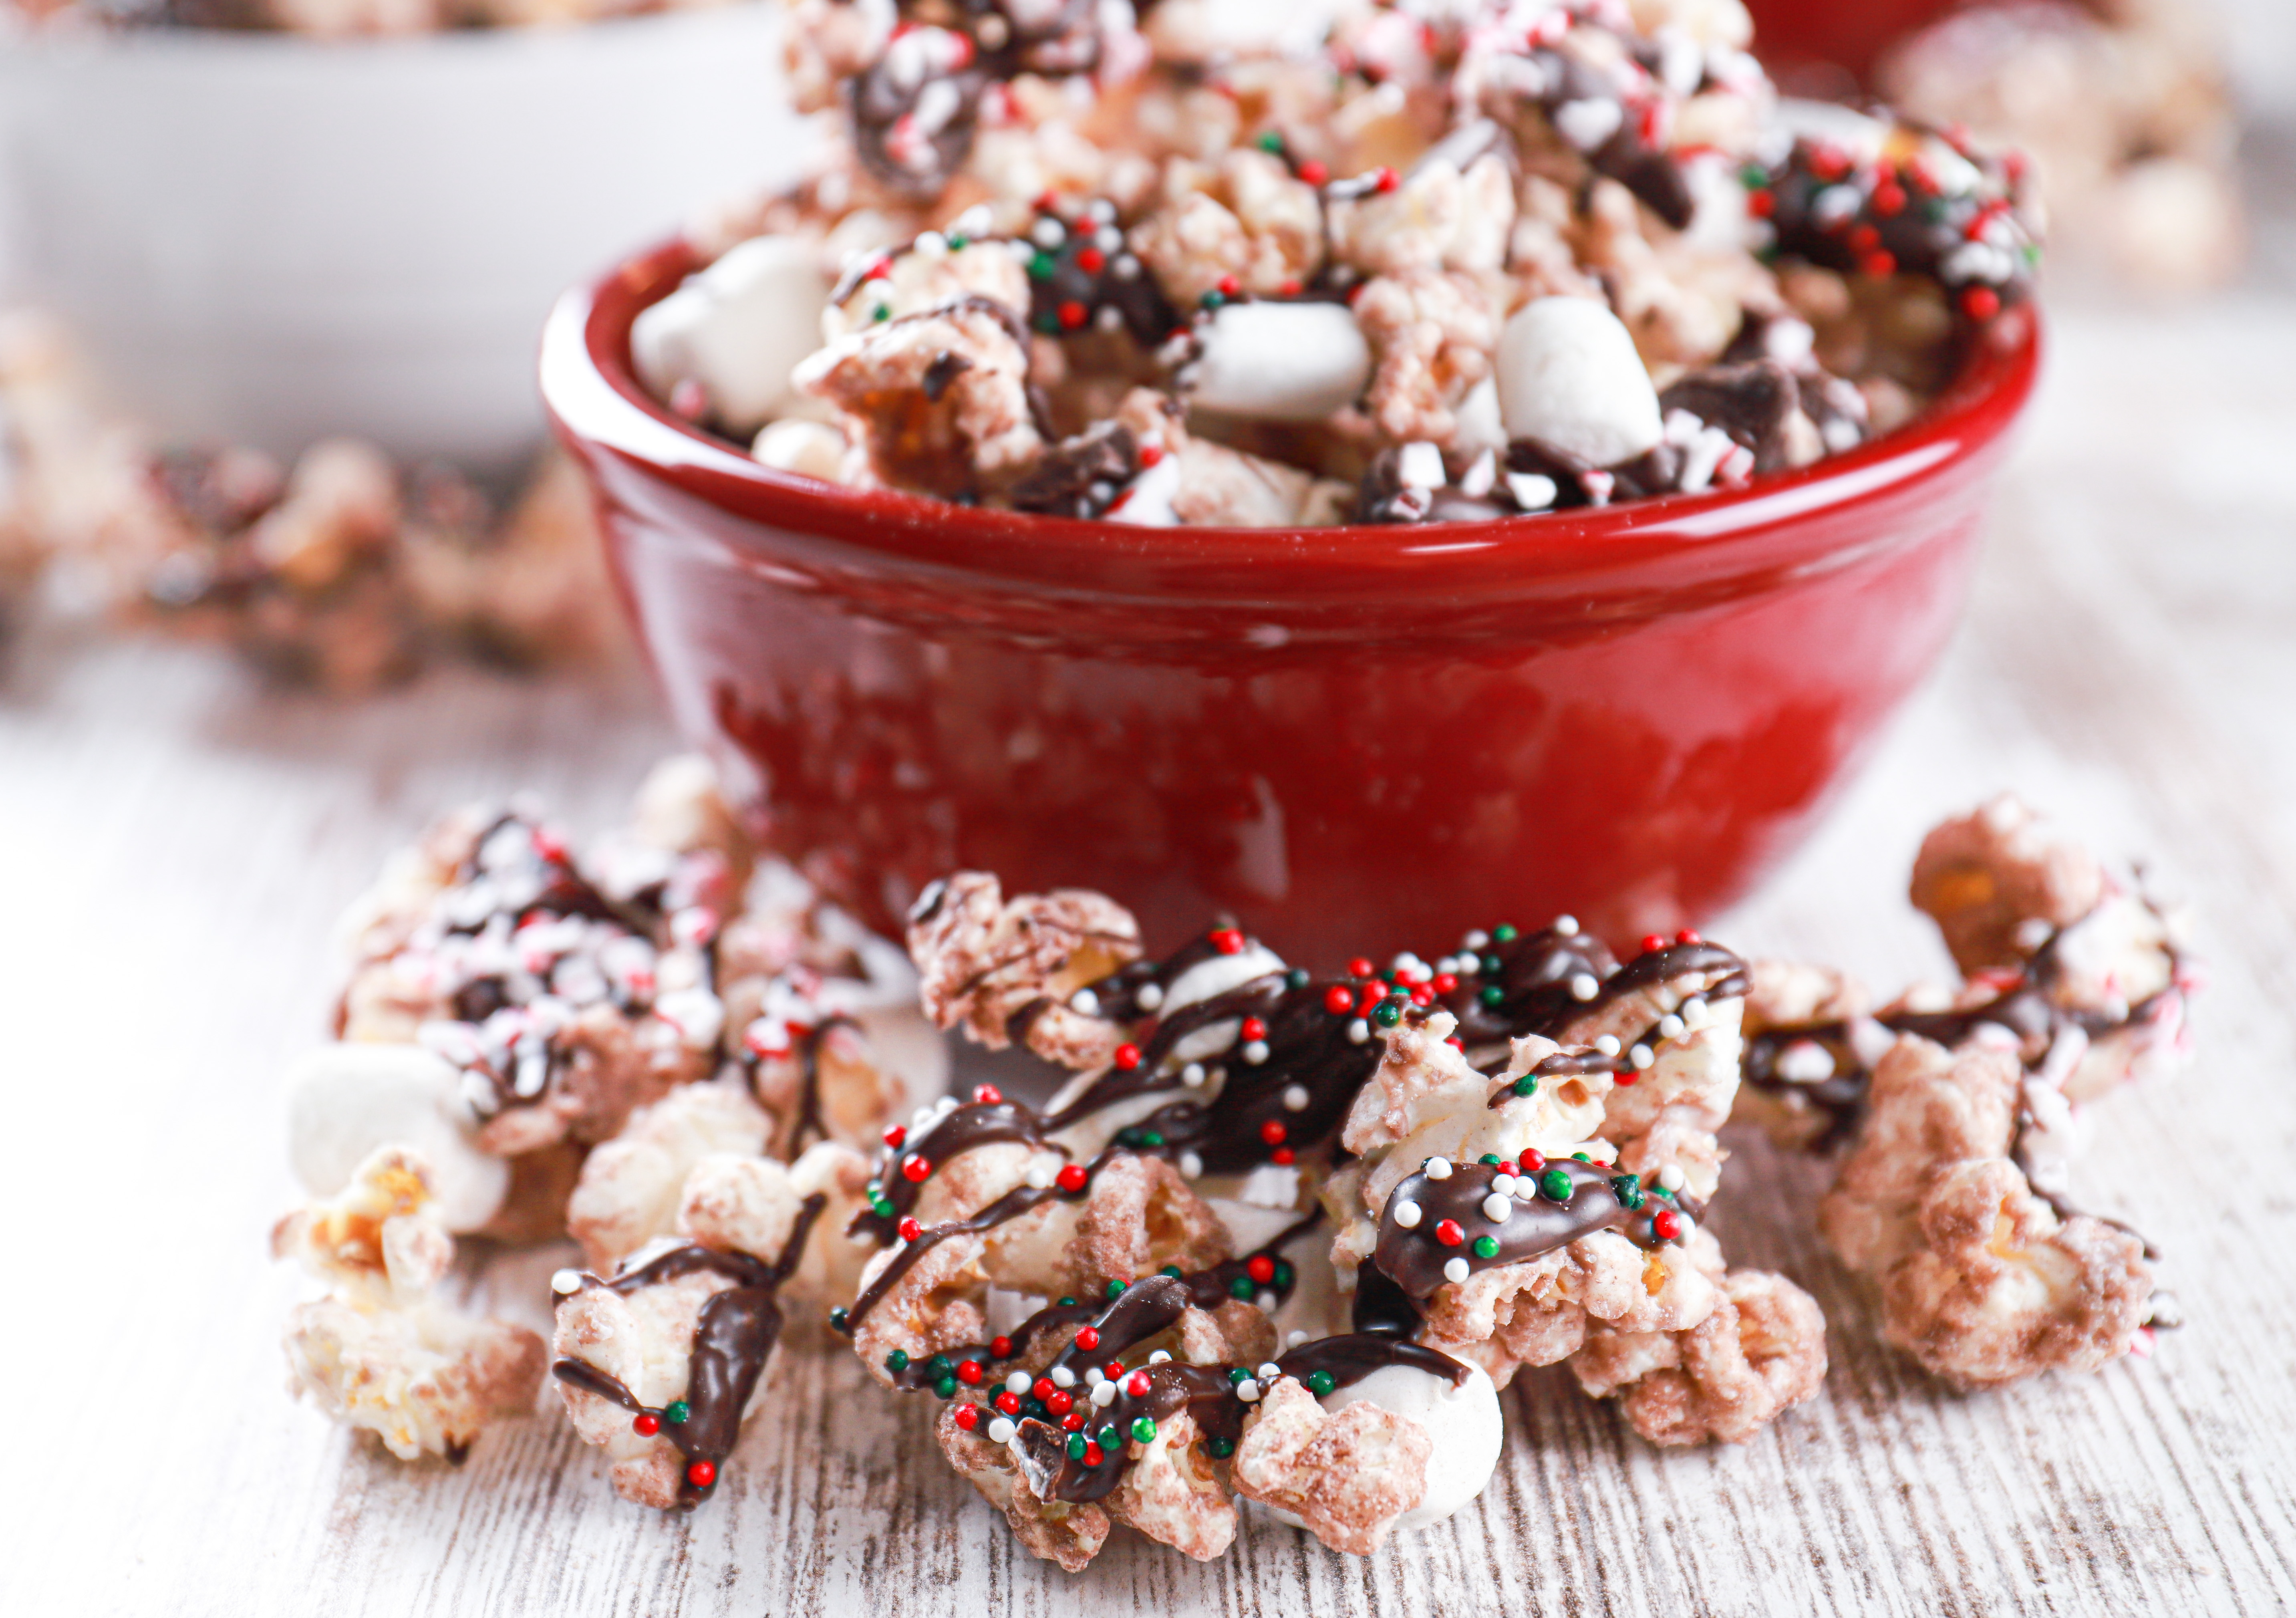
[0,6,809,469]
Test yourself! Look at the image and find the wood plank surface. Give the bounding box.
[3,287,2293,1616]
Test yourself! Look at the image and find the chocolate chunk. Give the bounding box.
[1009,421,1140,517]
[1660,360,1799,471]
[920,350,973,403]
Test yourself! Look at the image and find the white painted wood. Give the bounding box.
[4,292,2294,1616]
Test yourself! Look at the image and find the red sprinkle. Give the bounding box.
[1653,1210,1682,1241]
[1112,1044,1142,1072]
[1861,250,1897,278]
[633,1413,661,1437]
[1298,159,1328,185]
[1061,1410,1087,1430]
[1240,1017,1268,1042]
[1434,1218,1465,1247]
[1105,1362,1126,1381]
[898,1217,923,1243]
[1358,981,1390,1011]
[1057,300,1088,330]
[953,1404,981,1431]
[1961,285,2002,321]
[901,1154,932,1184]
[1084,1441,1106,1465]
[1747,189,1774,218]
[1034,1378,1058,1403]
[1374,166,1400,193]
[958,1360,983,1385]
[1521,1149,1546,1173]
[1259,1120,1287,1146]
[1432,973,1458,994]
[1138,443,1163,467]
[1445,1037,1465,1052]
[1324,984,1356,1014]
[1640,935,1668,955]
[1126,1371,1153,1397]
[1216,274,1241,298]
[1496,1160,1518,1177]
[973,1083,1003,1105]
[1075,1326,1102,1352]
[1347,957,1376,979]
[1409,984,1435,1007]
[1676,929,1701,945]
[1075,247,1106,273]
[1056,1163,1090,1193]
[989,1336,1013,1359]
[1872,181,1907,216]
[1246,1255,1277,1284]
[1848,224,1881,254]
[1614,1068,1638,1086]
[1277,278,1302,296]
[1045,1389,1074,1416]
[687,1461,717,1488]
[1271,1147,1295,1165]
[996,1390,1023,1416]
[882,1124,906,1150]
[1210,927,1246,955]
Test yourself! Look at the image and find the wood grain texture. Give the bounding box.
[4,292,2295,1618]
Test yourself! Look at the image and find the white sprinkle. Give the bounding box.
[935,1094,959,1115]
[1148,1350,1172,1365]
[1594,1034,1621,1056]
[1282,1084,1310,1112]
[1443,1256,1472,1284]
[1424,1157,1453,1181]
[1491,1173,1517,1196]
[1630,1044,1655,1070]
[550,1269,583,1295]
[1554,97,1624,151]
[1112,253,1141,280]
[1658,1014,1685,1039]
[1006,1371,1033,1395]
[1092,1380,1119,1407]
[1236,1379,1262,1402]
[1025,1162,1056,1190]
[1181,1062,1207,1087]
[988,1417,1017,1444]
[1087,199,1118,224]
[1776,1040,1836,1083]
[1482,1193,1513,1222]
[1464,929,1490,949]
[1257,1290,1280,1311]
[1086,1367,1106,1386]
[1135,983,1165,1012]
[1257,1362,1283,1379]
[1347,1019,1371,1044]
[1287,1330,1310,1348]
[911,1106,935,1128]
[1393,1199,1423,1229]
[1658,1163,1685,1192]
[912,230,948,261]
[1553,914,1579,936]
[1680,997,1708,1028]
[1179,1151,1205,1179]
[1570,973,1599,1001]
[1051,1365,1076,1388]
[1673,1214,1697,1242]
[1030,218,1066,249]
[1069,988,1101,1016]
[1243,1040,1271,1065]
[850,1229,876,1246]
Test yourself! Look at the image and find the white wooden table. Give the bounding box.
[4,283,2294,1616]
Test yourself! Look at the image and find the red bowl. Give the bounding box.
[542,240,2039,963]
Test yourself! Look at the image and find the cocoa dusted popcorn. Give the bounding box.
[630,0,2040,528]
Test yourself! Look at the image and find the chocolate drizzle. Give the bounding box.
[551,1192,828,1508]
[1372,1156,1676,1302]
[1435,929,1749,1068]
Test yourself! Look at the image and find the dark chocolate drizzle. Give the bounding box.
[1371,1155,1678,1302]
[551,1192,827,1508]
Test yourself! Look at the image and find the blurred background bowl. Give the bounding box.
[0,4,807,471]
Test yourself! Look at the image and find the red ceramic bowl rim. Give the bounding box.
[542,238,2041,596]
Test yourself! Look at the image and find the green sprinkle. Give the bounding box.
[1058,1297,1077,1308]
[1472,1235,1501,1259]
[1229,1366,1250,1384]
[1273,1261,1294,1289]
[1373,998,1403,1027]
[1099,1423,1123,1450]
[1230,1276,1255,1301]
[828,1306,849,1334]
[1139,1130,1165,1147]
[664,1399,691,1424]
[1480,1153,1501,1167]
[1286,967,1310,989]
[871,304,890,323]
[1482,954,1503,975]
[1108,1279,1128,1299]
[1209,1436,1237,1459]
[1200,290,1226,310]
[1257,131,1285,153]
[1028,250,1057,280]
[1492,924,1518,942]
[1479,985,1505,1008]
[1540,1168,1574,1203]
[1160,1264,1184,1279]
[1611,1174,1646,1211]
[934,1375,958,1399]
[948,234,970,250]
[1512,1075,1539,1097]
[1739,163,1767,189]
[1131,1416,1159,1444]
[1067,1432,1089,1460]
[1572,1152,1591,1163]
[926,1354,953,1378]
[884,1351,910,1374]
[1306,1370,1337,1396]
[1024,1398,1047,1419]
[1033,313,1061,335]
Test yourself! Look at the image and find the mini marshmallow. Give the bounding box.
[1315,1361,1503,1533]
[1494,297,1664,468]
[752,419,849,484]
[1187,302,1372,422]
[287,1042,508,1233]
[632,236,831,435]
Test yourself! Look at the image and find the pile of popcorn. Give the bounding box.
[272,758,2194,1568]
[0,312,625,691]
[632,0,2040,527]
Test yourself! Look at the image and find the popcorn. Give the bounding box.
[1571,1268,1827,1445]
[906,870,1141,1066]
[1230,1376,1430,1556]
[274,1146,546,1463]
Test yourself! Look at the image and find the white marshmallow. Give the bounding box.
[286,1043,508,1233]
[1320,1362,1502,1531]
[751,419,850,484]
[1494,296,1663,468]
[1187,302,1372,423]
[632,236,830,435]
[1162,943,1287,1017]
